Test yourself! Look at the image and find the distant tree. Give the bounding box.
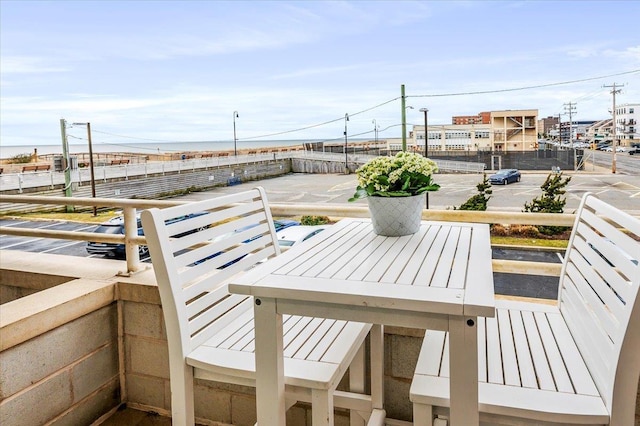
[523,172,572,235]
[456,173,492,211]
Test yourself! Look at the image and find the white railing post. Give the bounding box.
[123,206,141,274]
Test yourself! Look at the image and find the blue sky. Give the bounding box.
[1,0,639,148]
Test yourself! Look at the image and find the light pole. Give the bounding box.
[233,111,239,156]
[72,122,97,216]
[372,119,378,145]
[344,113,349,173]
[419,108,429,209]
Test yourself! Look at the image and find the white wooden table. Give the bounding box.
[228,218,496,425]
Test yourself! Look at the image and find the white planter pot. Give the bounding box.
[367,195,424,237]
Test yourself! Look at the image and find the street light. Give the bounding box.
[72,122,97,216]
[372,119,379,147]
[232,111,239,156]
[419,108,430,209]
[344,113,349,173]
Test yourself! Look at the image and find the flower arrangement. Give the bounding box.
[349,151,440,201]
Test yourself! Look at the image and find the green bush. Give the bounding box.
[523,172,572,235]
[455,173,492,211]
[300,215,330,226]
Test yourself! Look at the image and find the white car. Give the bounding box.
[603,146,625,152]
[276,225,327,252]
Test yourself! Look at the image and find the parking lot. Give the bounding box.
[177,170,640,215]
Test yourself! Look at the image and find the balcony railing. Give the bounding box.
[0,195,572,276]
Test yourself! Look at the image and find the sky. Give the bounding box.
[1,0,639,150]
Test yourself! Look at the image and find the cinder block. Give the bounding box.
[71,343,119,403]
[127,335,169,378]
[194,382,231,424]
[231,393,257,426]
[123,301,165,339]
[389,334,422,379]
[0,369,72,426]
[0,305,116,399]
[126,373,168,410]
[53,378,120,426]
[384,376,412,422]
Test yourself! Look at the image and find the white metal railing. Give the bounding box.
[1,151,486,193]
[0,152,288,192]
[0,194,572,276]
[293,151,486,173]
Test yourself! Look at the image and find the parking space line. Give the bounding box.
[42,240,86,253]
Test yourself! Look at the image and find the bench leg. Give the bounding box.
[312,388,334,426]
[169,364,195,426]
[413,402,434,425]
[349,344,366,426]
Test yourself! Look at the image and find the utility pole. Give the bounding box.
[419,108,429,209]
[401,84,407,151]
[558,113,562,145]
[563,102,577,148]
[59,118,74,212]
[604,83,624,174]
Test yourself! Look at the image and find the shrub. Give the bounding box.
[301,215,330,226]
[509,225,542,238]
[523,172,572,235]
[490,224,509,236]
[455,173,492,211]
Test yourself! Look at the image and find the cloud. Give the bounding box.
[603,46,640,62]
[1,56,69,74]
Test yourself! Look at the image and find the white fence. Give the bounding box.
[1,151,485,193]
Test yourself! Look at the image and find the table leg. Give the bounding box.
[448,316,479,425]
[254,297,286,426]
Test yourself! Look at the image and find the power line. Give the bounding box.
[408,69,639,98]
[85,69,638,144]
[239,97,400,140]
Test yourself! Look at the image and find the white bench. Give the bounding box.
[410,193,640,425]
[141,187,373,425]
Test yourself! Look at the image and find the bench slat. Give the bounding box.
[510,310,538,389]
[533,311,573,393]
[545,312,600,396]
[522,310,556,391]
[497,309,520,386]
[485,314,503,385]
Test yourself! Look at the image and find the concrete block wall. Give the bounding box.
[119,287,359,426]
[0,305,120,426]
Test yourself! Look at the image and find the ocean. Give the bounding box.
[0,139,345,159]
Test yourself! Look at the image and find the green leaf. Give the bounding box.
[348,187,369,202]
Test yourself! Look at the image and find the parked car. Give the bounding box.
[629,147,640,155]
[488,169,521,185]
[87,212,209,259]
[603,146,625,152]
[276,225,327,252]
[200,219,301,267]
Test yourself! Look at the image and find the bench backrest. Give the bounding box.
[558,193,640,421]
[141,187,281,359]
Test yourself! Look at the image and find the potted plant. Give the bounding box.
[349,151,440,236]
